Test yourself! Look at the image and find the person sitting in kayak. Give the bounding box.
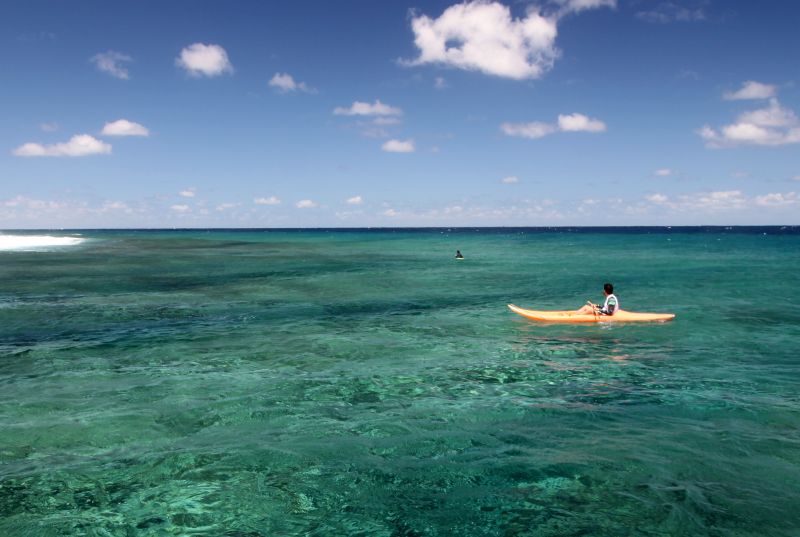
[577,283,619,316]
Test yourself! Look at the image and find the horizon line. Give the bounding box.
[2,225,798,232]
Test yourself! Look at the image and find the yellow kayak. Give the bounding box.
[508,304,675,323]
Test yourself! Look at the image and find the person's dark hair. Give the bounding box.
[604,282,614,294]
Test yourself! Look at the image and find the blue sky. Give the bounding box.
[2,0,799,227]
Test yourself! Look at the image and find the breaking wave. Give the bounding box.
[0,234,86,251]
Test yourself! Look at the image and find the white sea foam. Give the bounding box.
[0,234,86,251]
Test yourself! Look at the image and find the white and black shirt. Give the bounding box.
[600,294,619,315]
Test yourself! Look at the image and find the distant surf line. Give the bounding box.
[0,234,86,251]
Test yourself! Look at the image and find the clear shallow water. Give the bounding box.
[1,228,799,536]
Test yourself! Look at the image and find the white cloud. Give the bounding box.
[180,189,196,198]
[372,200,567,224]
[335,210,364,221]
[557,113,606,132]
[268,72,315,93]
[359,125,389,139]
[699,99,800,148]
[403,2,558,80]
[724,123,772,142]
[738,99,797,128]
[13,134,111,157]
[646,193,669,204]
[101,119,150,137]
[502,112,606,139]
[40,122,58,132]
[334,100,402,116]
[355,116,403,139]
[403,1,614,81]
[645,190,747,211]
[0,196,87,228]
[17,32,57,43]
[373,117,401,126]
[654,168,672,177]
[0,195,162,227]
[91,51,132,80]
[500,121,555,139]
[577,198,603,214]
[170,204,190,213]
[254,196,281,205]
[754,192,797,207]
[176,43,233,77]
[553,0,616,15]
[346,195,363,205]
[644,189,800,216]
[296,199,317,208]
[216,203,237,211]
[724,80,777,101]
[382,139,415,153]
[689,190,747,210]
[636,2,705,23]
[3,195,67,210]
[501,175,520,184]
[99,201,131,213]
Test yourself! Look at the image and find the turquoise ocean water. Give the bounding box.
[1,228,799,536]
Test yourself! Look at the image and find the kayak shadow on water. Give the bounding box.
[511,332,621,346]
[508,332,622,360]
[506,327,673,365]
